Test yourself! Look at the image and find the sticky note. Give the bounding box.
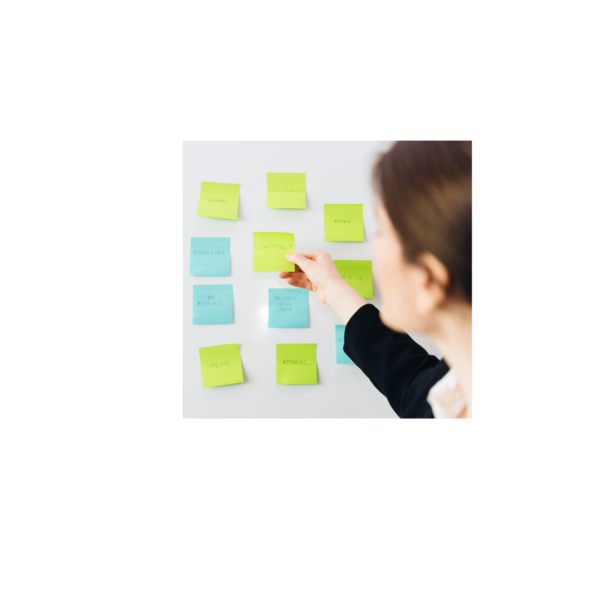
[197,182,240,220]
[190,237,230,276]
[324,204,364,241]
[333,260,373,298]
[276,343,317,385]
[335,324,354,364]
[193,284,233,324]
[268,288,309,328]
[199,343,244,388]
[253,232,295,272]
[267,173,306,209]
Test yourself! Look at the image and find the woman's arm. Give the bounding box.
[344,304,448,418]
[280,252,448,418]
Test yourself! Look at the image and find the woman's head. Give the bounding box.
[371,141,472,333]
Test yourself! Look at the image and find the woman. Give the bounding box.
[278,141,472,418]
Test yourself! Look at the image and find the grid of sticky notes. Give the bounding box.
[191,172,375,390]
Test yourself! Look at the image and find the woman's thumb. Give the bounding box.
[285,253,312,272]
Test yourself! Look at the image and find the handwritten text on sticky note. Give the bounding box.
[252,232,295,272]
[324,204,364,241]
[276,343,317,384]
[190,237,230,276]
[193,284,234,325]
[267,173,306,209]
[197,182,240,220]
[268,288,309,328]
[199,343,244,388]
[333,260,373,298]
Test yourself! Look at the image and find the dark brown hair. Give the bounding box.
[373,141,472,303]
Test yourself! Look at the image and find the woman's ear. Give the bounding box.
[415,252,450,315]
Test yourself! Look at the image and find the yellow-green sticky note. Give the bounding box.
[333,260,373,298]
[267,173,306,209]
[199,343,244,388]
[324,204,364,241]
[253,232,295,272]
[197,182,240,220]
[276,343,317,385]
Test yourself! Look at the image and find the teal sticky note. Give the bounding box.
[190,237,230,276]
[268,288,309,328]
[335,324,354,364]
[193,284,233,325]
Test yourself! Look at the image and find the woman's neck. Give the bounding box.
[430,302,472,415]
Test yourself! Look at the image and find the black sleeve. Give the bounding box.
[343,304,449,418]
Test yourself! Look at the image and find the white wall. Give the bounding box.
[183,141,441,418]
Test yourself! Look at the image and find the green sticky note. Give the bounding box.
[276,343,317,385]
[253,232,295,272]
[267,173,306,209]
[324,204,364,241]
[333,260,373,298]
[197,182,240,220]
[199,343,244,388]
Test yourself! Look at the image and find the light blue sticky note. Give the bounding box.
[190,237,230,276]
[268,288,309,328]
[193,284,233,325]
[335,324,354,364]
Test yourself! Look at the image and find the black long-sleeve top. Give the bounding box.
[343,304,449,418]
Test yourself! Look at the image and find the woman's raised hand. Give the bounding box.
[278,252,346,306]
[278,252,368,324]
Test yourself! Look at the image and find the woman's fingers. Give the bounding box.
[283,277,313,291]
[294,252,319,261]
[279,269,308,280]
[285,277,312,289]
[285,253,314,273]
[285,270,308,279]
[278,262,306,278]
[282,271,313,291]
[278,269,306,279]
